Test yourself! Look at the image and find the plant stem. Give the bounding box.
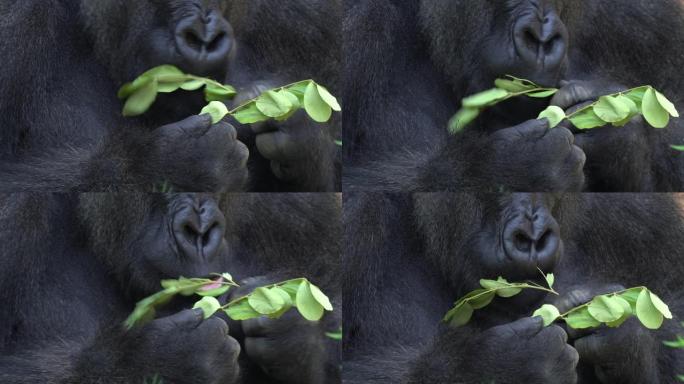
[558,286,645,318]
[220,278,308,309]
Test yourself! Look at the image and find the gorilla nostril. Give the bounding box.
[184,31,204,52]
[503,212,561,273]
[175,11,233,66]
[173,203,226,261]
[537,229,552,252]
[207,32,227,52]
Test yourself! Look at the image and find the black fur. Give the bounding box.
[343,0,684,192]
[0,0,340,192]
[0,193,341,383]
[343,192,684,383]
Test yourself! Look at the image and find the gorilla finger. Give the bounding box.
[539,324,569,345]
[509,119,550,138]
[550,82,594,110]
[255,131,302,162]
[546,126,575,147]
[562,345,580,367]
[505,316,545,339]
[198,316,231,339]
[574,334,606,364]
[158,308,205,330]
[170,114,214,133]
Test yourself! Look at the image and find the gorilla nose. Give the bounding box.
[514,9,568,71]
[173,200,226,261]
[503,208,560,272]
[175,11,233,66]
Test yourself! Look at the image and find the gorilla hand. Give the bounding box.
[233,81,336,189]
[124,309,241,384]
[553,285,660,384]
[146,115,249,192]
[552,80,654,191]
[226,277,330,384]
[462,317,579,384]
[480,119,586,191]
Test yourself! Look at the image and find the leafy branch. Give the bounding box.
[444,270,673,331]
[449,75,679,134]
[125,273,333,329]
[117,65,341,126]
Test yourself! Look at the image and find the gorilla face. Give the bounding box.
[82,0,235,86]
[415,193,568,294]
[480,0,569,87]
[79,193,229,295]
[473,193,563,281]
[419,0,575,92]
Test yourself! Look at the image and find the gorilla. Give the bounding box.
[343,192,684,383]
[0,193,341,383]
[0,0,340,192]
[343,0,684,192]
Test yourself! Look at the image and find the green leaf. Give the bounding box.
[181,79,206,91]
[565,307,602,329]
[248,287,286,315]
[122,78,158,117]
[309,283,334,311]
[304,82,333,123]
[205,83,236,102]
[266,287,294,319]
[232,103,270,124]
[538,106,566,128]
[642,87,670,129]
[588,295,625,323]
[479,277,522,298]
[316,84,341,111]
[569,108,606,130]
[286,80,312,100]
[443,301,474,327]
[225,299,262,321]
[156,75,189,93]
[463,289,496,309]
[256,90,294,118]
[193,296,221,319]
[655,90,680,118]
[527,89,558,98]
[279,89,301,109]
[448,108,480,134]
[142,65,184,78]
[532,304,561,326]
[624,86,649,107]
[200,101,229,124]
[462,88,510,108]
[196,284,230,297]
[664,335,684,348]
[326,327,343,341]
[606,296,633,328]
[593,95,633,123]
[636,288,664,329]
[296,281,325,321]
[545,273,555,289]
[279,279,306,300]
[649,291,673,319]
[494,78,535,93]
[335,140,343,146]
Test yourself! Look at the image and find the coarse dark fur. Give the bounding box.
[343,0,684,192]
[0,0,340,192]
[0,193,341,383]
[343,192,684,383]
